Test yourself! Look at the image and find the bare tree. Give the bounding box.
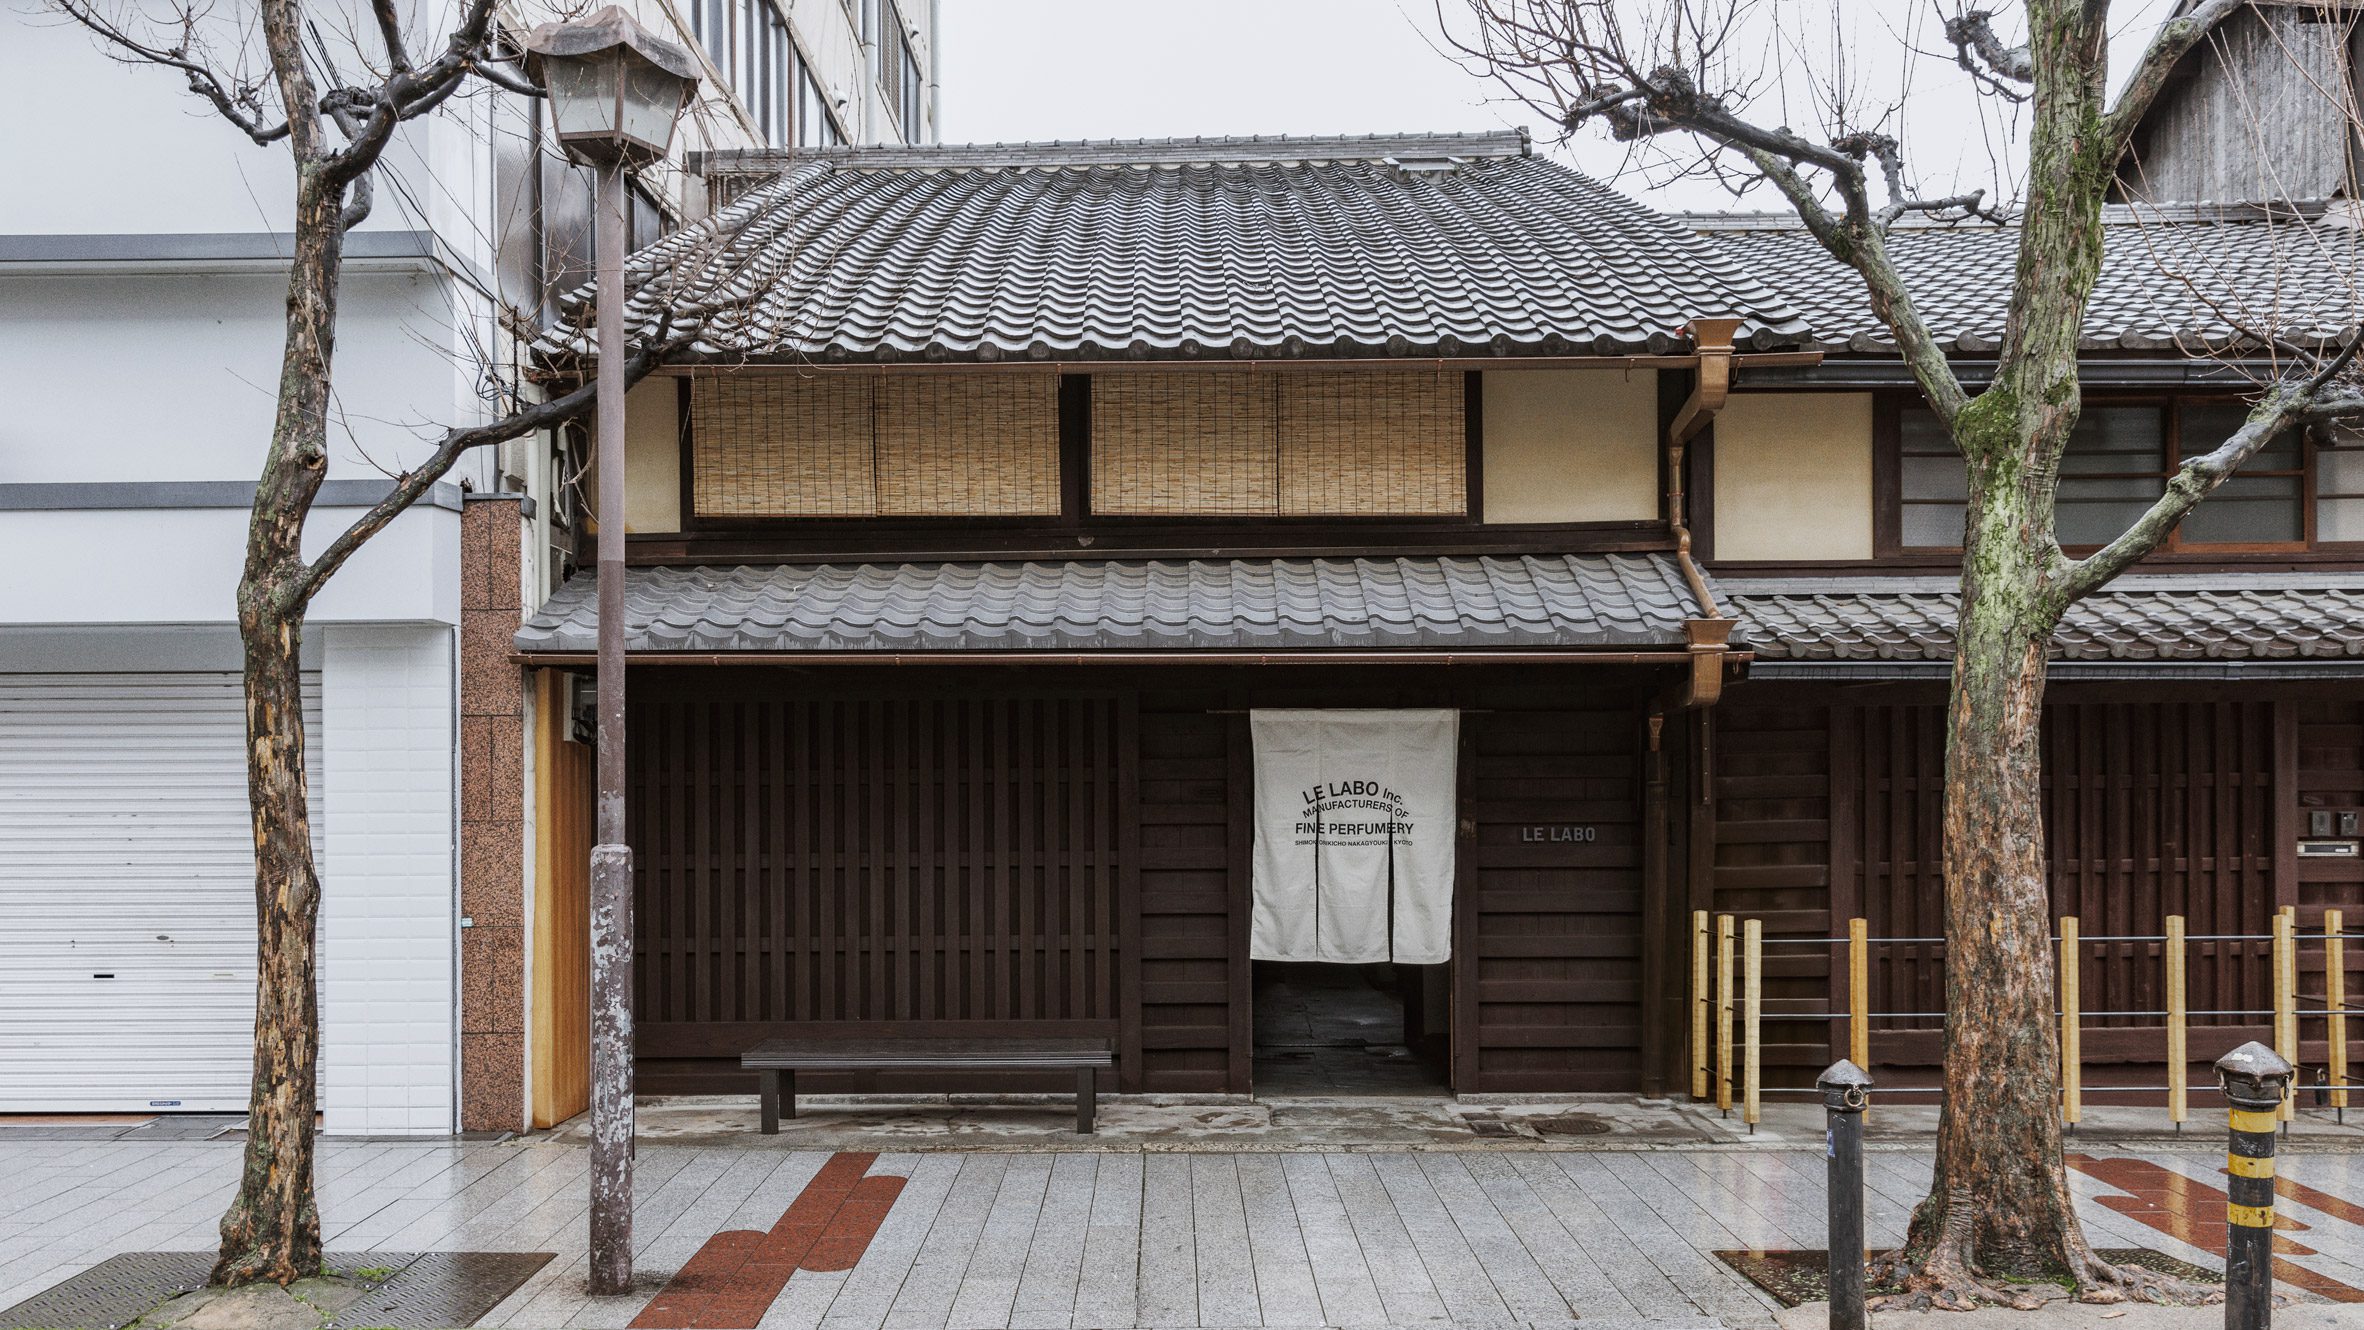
[1442,0,2364,1309]
[48,0,752,1287]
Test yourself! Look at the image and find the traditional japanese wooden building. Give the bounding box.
[477,127,2363,1125]
[1685,202,2364,1096]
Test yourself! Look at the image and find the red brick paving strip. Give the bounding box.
[630,1152,909,1329]
[2066,1154,2364,1303]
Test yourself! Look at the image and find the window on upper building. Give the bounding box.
[689,0,831,148]
[1888,396,2364,553]
[1089,371,1468,518]
[798,57,846,147]
[878,0,921,138]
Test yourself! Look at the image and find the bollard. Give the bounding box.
[2060,915,2082,1129]
[2217,1041,2294,1330]
[1716,914,1735,1115]
[2273,909,2298,1126]
[2167,914,2189,1129]
[1692,909,1711,1101]
[2329,908,2348,1123]
[1743,917,1763,1132]
[1818,1059,1872,1330]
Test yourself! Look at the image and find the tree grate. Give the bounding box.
[1714,1247,2221,1308]
[0,1250,553,1330]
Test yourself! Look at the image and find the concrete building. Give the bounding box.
[0,0,937,1135]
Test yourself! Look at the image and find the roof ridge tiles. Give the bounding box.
[695,130,1534,174]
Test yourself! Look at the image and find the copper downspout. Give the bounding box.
[1666,317,1762,709]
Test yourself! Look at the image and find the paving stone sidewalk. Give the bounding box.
[3,1135,2363,1329]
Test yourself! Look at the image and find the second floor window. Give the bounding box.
[1893,398,2364,553]
[692,0,842,148]
[878,0,921,137]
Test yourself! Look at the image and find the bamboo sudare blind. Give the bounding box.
[1090,370,1466,517]
[690,372,1061,518]
[875,373,1061,515]
[1090,372,1280,515]
[1278,371,1465,516]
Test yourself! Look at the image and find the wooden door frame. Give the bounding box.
[1449,717,1481,1093]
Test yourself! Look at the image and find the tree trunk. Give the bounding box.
[1890,490,2085,1306]
[1886,455,2209,1309]
[211,609,325,1285]
[214,57,342,1275]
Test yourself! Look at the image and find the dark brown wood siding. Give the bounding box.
[629,684,1131,1091]
[1460,704,1648,1092]
[2299,699,2364,1069]
[1133,695,1240,1092]
[619,666,1675,1097]
[1717,685,2312,1094]
[1708,704,1840,1085]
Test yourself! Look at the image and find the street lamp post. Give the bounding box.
[521,7,697,1297]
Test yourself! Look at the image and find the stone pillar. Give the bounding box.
[458,493,530,1132]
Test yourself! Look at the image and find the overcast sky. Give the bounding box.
[936,0,2186,213]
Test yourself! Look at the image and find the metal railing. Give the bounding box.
[1688,906,2359,1130]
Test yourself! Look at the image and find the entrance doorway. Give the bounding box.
[1250,961,1449,1094]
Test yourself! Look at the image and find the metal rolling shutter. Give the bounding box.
[0,673,323,1112]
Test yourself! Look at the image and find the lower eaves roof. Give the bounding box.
[1692,205,2363,355]
[512,555,1712,657]
[1724,574,2364,673]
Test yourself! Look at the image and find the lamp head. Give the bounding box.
[521,6,699,170]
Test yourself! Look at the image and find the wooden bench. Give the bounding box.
[741,1036,1117,1134]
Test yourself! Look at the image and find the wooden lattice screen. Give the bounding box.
[690,372,1061,518]
[1091,370,1466,517]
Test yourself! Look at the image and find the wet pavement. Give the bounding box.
[5,1111,2364,1328]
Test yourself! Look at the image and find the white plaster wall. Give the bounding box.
[1713,392,1877,562]
[318,624,457,1136]
[1481,369,1661,523]
[0,504,459,627]
[0,271,477,484]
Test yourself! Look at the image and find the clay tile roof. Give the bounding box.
[1689,203,2364,355]
[512,554,1712,655]
[1723,574,2364,665]
[542,131,1806,364]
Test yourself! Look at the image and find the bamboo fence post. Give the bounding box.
[2166,914,2188,1128]
[1691,910,1711,1101]
[1743,917,1763,1132]
[1848,916,1869,1072]
[2060,915,2081,1128]
[2275,907,2298,1123]
[2328,908,2347,1120]
[1716,914,1735,1115]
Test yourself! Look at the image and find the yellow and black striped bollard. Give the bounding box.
[2215,1041,2294,1330]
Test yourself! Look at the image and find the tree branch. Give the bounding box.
[1942,8,2033,102]
[296,335,688,603]
[315,0,503,192]
[2059,339,2364,598]
[52,1,291,145]
[2101,0,2244,156]
[368,0,411,73]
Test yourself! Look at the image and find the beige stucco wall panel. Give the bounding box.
[1712,392,1874,561]
[1481,369,1659,524]
[620,378,680,535]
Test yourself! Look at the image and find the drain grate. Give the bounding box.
[1529,1113,1614,1137]
[0,1250,553,1330]
[0,1251,210,1330]
[327,1251,553,1328]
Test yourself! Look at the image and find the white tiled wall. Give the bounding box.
[319,624,457,1134]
